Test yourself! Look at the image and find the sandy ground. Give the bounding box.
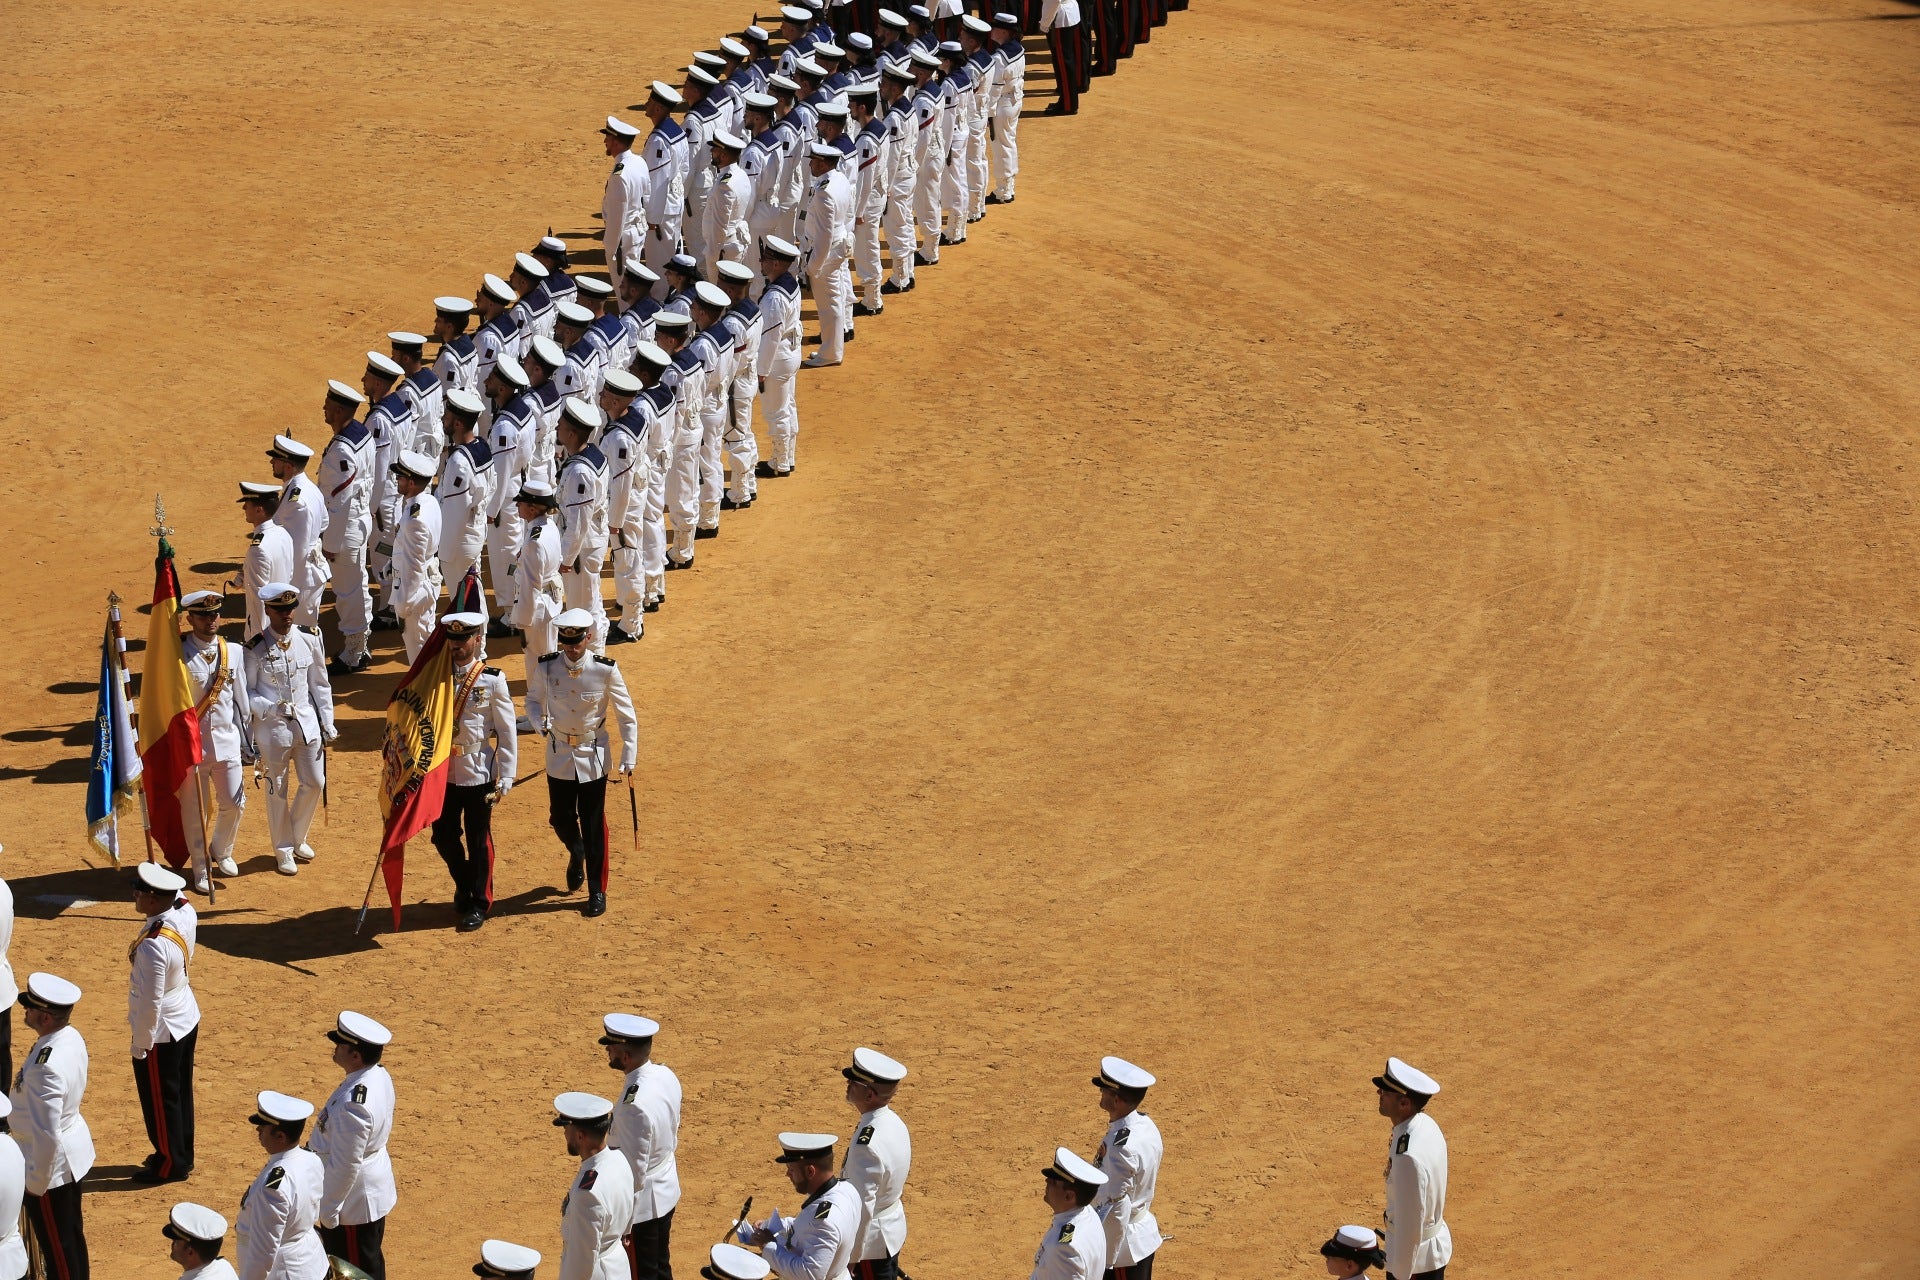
[4,0,1920,1273]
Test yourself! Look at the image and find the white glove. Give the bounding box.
[496,777,513,798]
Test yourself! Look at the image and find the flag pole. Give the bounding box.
[107,590,157,864]
[354,842,391,935]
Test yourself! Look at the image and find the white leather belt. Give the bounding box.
[553,729,598,746]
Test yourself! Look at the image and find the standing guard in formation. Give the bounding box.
[129,865,198,1186]
[1090,1058,1160,1280]
[1374,1059,1449,1280]
[237,485,293,642]
[599,1014,681,1280]
[12,974,92,1280]
[312,1014,398,1280]
[840,1049,910,1280]
[162,1202,234,1280]
[1032,1149,1107,1280]
[553,1092,634,1280]
[739,1134,862,1280]
[235,1091,324,1280]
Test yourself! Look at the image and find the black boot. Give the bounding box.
[566,843,585,892]
[583,891,608,918]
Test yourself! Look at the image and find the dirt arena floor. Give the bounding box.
[5,0,1920,1272]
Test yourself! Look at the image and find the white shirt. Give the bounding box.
[508,516,562,631]
[436,440,490,560]
[1039,0,1080,29]
[0,876,16,1010]
[1029,1204,1105,1280]
[182,1260,241,1280]
[1093,1110,1161,1266]
[8,1024,92,1196]
[449,662,518,788]
[184,634,253,764]
[760,1178,863,1280]
[560,1147,635,1280]
[1384,1112,1450,1280]
[611,1061,682,1224]
[243,522,296,635]
[0,1132,25,1280]
[603,151,651,274]
[128,898,199,1055]
[273,473,327,563]
[310,1064,397,1228]
[843,1106,910,1261]
[235,1146,326,1280]
[243,626,335,748]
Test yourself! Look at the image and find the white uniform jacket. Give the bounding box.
[1029,1204,1105,1280]
[1093,1111,1162,1266]
[8,1025,92,1196]
[243,523,296,628]
[604,151,651,275]
[561,1147,635,1280]
[435,438,492,563]
[235,1146,326,1280]
[274,472,328,566]
[244,627,336,748]
[0,1132,24,1280]
[0,877,13,1022]
[127,899,199,1056]
[317,422,375,551]
[843,1106,910,1261]
[705,163,754,264]
[1039,0,1081,28]
[611,1060,682,1224]
[508,516,562,631]
[309,1063,397,1228]
[1384,1111,1450,1280]
[184,633,254,763]
[183,1260,240,1280]
[390,492,443,615]
[536,652,638,779]
[450,663,518,788]
[557,447,610,572]
[761,1177,863,1280]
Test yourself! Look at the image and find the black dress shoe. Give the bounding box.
[583,892,607,919]
[881,280,904,295]
[985,193,1006,205]
[131,1166,189,1185]
[914,251,938,266]
[644,598,662,613]
[666,557,694,571]
[939,234,960,245]
[605,627,638,645]
[720,495,751,510]
[326,658,357,678]
[486,617,516,639]
[370,613,402,632]
[844,329,856,343]
[853,302,883,316]
[1044,102,1070,115]
[695,525,719,540]
[756,460,781,477]
[566,847,585,893]
[456,910,485,933]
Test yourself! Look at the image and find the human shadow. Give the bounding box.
[83,1164,157,1195]
[46,681,97,696]
[195,903,385,974]
[5,866,135,919]
[0,757,95,786]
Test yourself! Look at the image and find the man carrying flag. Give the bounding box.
[139,524,204,871]
[85,605,142,865]
[369,616,457,933]
[428,613,516,933]
[178,591,252,893]
[243,584,336,877]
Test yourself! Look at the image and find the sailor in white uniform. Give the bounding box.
[1090,1058,1162,1280]
[163,1202,237,1280]
[265,435,328,628]
[600,1014,681,1280]
[311,1013,397,1280]
[242,584,336,877]
[1374,1058,1450,1280]
[840,1049,911,1280]
[386,451,444,665]
[11,974,93,1280]
[1030,1149,1107,1280]
[532,610,637,921]
[235,1091,324,1280]
[740,1133,864,1280]
[553,1093,635,1280]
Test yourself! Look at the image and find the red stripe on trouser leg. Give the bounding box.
[624,1231,640,1280]
[38,1195,69,1280]
[147,1051,172,1176]
[483,832,496,910]
[346,1224,359,1264]
[599,820,610,892]
[1049,28,1077,112]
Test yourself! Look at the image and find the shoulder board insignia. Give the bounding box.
[593,655,616,666]
[248,531,264,544]
[1058,1223,1075,1243]
[350,1083,367,1104]
[34,1046,50,1065]
[539,652,561,664]
[622,1084,638,1104]
[248,632,268,648]
[1396,1133,1410,1155]
[483,666,503,677]
[408,500,420,517]
[579,1168,598,1190]
[857,1125,875,1146]
[300,624,319,635]
[266,1165,286,1190]
[812,1199,831,1219]
[1115,1127,1129,1147]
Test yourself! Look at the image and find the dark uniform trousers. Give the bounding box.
[134,1022,197,1177]
[1048,20,1083,113]
[548,775,611,892]
[625,1206,674,1280]
[854,1256,901,1280]
[1104,1255,1155,1280]
[319,1219,388,1280]
[26,1180,88,1280]
[1090,0,1121,75]
[431,781,498,914]
[1390,1270,1445,1280]
[1,1007,12,1089]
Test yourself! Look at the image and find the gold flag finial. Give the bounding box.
[151,493,172,539]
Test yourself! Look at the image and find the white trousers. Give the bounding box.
[699,401,727,526]
[810,251,851,363]
[610,538,645,638]
[561,550,608,650]
[326,528,371,657]
[914,172,942,261]
[726,372,760,502]
[856,216,885,307]
[941,152,969,240]
[258,738,324,856]
[968,123,989,219]
[642,455,668,594]
[400,584,439,666]
[665,423,703,562]
[884,189,916,286]
[992,106,1020,197]
[294,546,327,628]
[177,760,245,874]
[762,354,801,471]
[485,511,524,618]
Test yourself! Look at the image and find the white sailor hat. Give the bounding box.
[530,335,567,368]
[632,341,672,371]
[720,36,752,57]
[744,24,772,43]
[164,1203,228,1247]
[602,368,642,396]
[994,10,1022,23]
[703,1244,771,1280]
[743,91,779,111]
[623,258,661,284]
[652,308,693,330]
[908,3,932,19]
[598,1013,661,1045]
[879,7,909,25]
[962,13,992,31]
[362,354,401,383]
[561,396,605,431]
[693,281,731,310]
[267,433,313,463]
[445,387,486,420]
[845,33,874,52]
[258,582,300,608]
[909,48,941,68]
[251,1090,315,1126]
[514,478,560,507]
[19,972,82,1011]
[694,50,729,68]
[133,862,186,894]
[554,609,596,637]
[686,65,721,87]
[793,55,826,77]
[388,330,429,351]
[780,4,812,20]
[711,129,746,151]
[1321,1226,1384,1264]
[773,1132,838,1163]
[1093,1055,1156,1092]
[716,260,754,284]
[814,40,845,58]
[1044,1147,1108,1187]
[181,589,224,614]
[556,301,596,328]
[492,353,530,389]
[434,295,474,316]
[938,38,963,55]
[512,251,550,280]
[475,1240,543,1278]
[576,275,614,298]
[552,1091,614,1127]
[480,273,517,305]
[327,1010,393,1049]
[649,80,685,106]
[0,1097,8,1119]
[883,62,917,83]
[842,1046,908,1086]
[538,234,569,256]
[440,611,488,638]
[667,252,700,275]
[237,480,280,504]
[768,73,802,95]
[801,0,826,13]
[603,114,641,139]
[816,101,849,120]
[761,234,801,260]
[807,140,842,161]
[846,83,878,100]
[392,449,436,481]
[1373,1056,1441,1099]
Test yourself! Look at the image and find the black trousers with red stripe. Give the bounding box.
[318,1218,388,1280]
[624,1207,674,1280]
[26,1181,87,1280]
[1048,21,1084,112]
[854,1255,900,1280]
[1090,0,1121,74]
[432,781,498,914]
[548,775,611,892]
[1104,1254,1156,1280]
[133,1024,197,1178]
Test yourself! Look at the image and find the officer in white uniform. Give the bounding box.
[236,1091,324,1280]
[839,1049,910,1280]
[601,117,649,278]
[312,1013,397,1280]
[801,143,855,368]
[0,1097,23,1280]
[437,388,493,606]
[386,451,444,665]
[1090,1058,1161,1280]
[1031,1149,1107,1280]
[755,237,805,477]
[532,610,637,920]
[129,864,199,1185]
[432,296,479,408]
[178,590,252,891]
[554,398,611,651]
[429,613,518,931]
[1320,1225,1386,1278]
[316,378,375,673]
[243,584,337,877]
[1373,1058,1450,1280]
[599,1014,681,1280]
[265,436,328,628]
[11,974,91,1280]
[740,1133,863,1280]
[508,482,563,726]
[238,484,295,641]
[0,874,13,1087]
[474,1240,542,1279]
[163,1202,236,1280]
[553,1092,635,1280]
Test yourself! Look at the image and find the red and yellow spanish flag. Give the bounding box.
[375,622,455,930]
[137,537,202,867]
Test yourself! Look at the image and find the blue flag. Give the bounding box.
[85,614,143,864]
